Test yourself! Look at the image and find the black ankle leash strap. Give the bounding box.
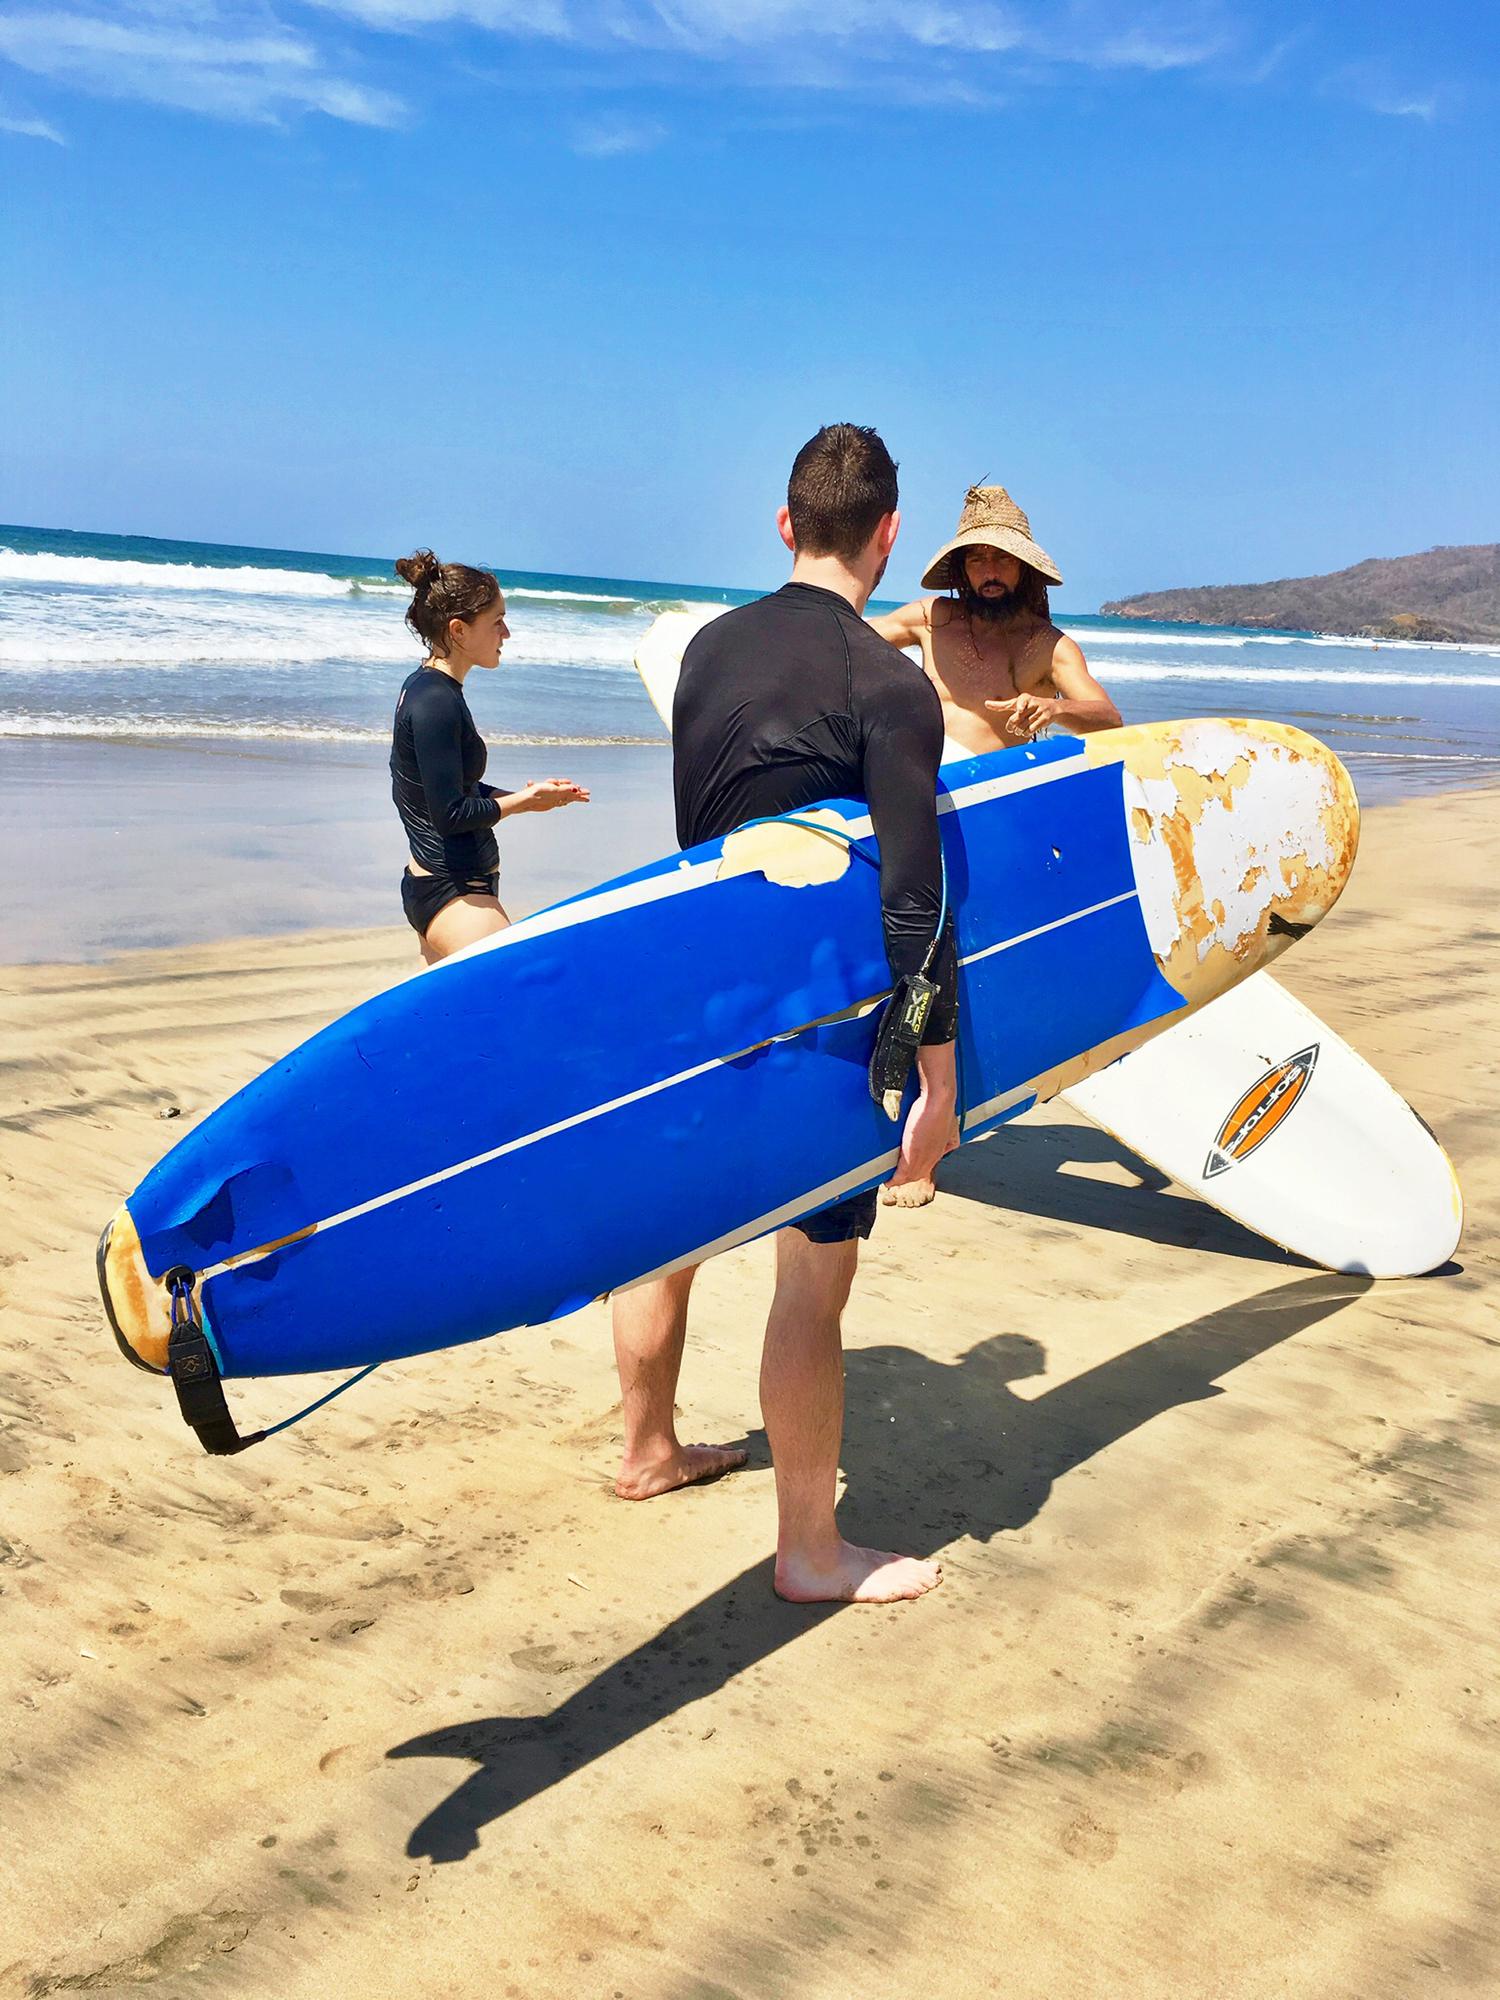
[162,1269,379,1457]
[165,1270,264,1455]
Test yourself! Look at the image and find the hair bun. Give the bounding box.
[395,549,442,592]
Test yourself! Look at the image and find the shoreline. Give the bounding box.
[4,735,1496,966]
[9,776,1499,973]
[0,736,676,963]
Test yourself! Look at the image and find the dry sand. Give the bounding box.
[1,791,1497,1999]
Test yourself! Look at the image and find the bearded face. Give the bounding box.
[959,545,1025,623]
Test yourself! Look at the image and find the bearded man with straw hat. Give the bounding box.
[871,484,1120,757]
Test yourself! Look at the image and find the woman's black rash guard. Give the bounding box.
[673,581,957,1039]
[390,666,506,876]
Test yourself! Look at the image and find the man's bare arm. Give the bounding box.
[867,599,931,651]
[1042,633,1121,733]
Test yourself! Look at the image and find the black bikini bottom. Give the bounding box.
[401,867,499,938]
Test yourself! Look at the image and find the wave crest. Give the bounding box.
[0,548,392,598]
[1088,660,1500,689]
[1,548,696,617]
[0,714,668,747]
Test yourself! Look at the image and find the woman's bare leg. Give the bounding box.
[420,890,511,965]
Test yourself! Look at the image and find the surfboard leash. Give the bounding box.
[162,1268,381,1456]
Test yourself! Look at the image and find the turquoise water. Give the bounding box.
[3,524,1500,800]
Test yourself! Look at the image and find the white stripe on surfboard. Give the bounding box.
[429,745,1088,974]
[958,889,1136,971]
[201,881,1143,1284]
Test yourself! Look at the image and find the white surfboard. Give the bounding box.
[1062,972,1462,1276]
[635,608,1462,1279]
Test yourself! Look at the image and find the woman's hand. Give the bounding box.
[985,691,1055,739]
[514,778,590,813]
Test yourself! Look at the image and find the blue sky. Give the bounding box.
[2,2,1495,605]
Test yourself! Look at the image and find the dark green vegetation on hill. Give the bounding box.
[1101,544,1500,643]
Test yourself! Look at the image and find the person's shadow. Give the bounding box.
[387,1270,1367,1862]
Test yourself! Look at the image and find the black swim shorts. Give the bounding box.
[790,1187,879,1244]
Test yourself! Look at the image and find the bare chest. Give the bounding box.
[925,618,1054,701]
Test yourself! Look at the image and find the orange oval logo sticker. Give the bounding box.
[1203,1045,1318,1179]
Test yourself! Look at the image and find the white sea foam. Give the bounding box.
[0,603,643,672]
[1340,749,1500,763]
[0,547,690,617]
[1086,660,1500,689]
[0,548,394,597]
[1063,625,1256,648]
[505,587,690,615]
[0,637,413,668]
[1064,623,1500,659]
[0,714,665,746]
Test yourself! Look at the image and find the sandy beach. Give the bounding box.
[2,787,1497,1999]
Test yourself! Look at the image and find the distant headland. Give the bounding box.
[1100,543,1500,644]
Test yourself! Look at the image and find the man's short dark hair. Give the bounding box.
[786,424,899,561]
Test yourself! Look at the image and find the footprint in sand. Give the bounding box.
[1059,1812,1119,1864]
[279,1588,336,1613]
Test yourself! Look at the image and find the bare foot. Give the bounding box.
[883,1111,958,1207]
[880,1175,937,1208]
[774,1541,944,1604]
[614,1442,748,1501]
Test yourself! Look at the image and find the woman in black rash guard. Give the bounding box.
[391,549,588,962]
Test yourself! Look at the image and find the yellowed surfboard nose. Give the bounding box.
[98,1207,172,1373]
[1086,717,1359,1011]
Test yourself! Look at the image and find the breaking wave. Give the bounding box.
[1088,659,1500,690]
[0,547,695,618]
[0,714,667,746]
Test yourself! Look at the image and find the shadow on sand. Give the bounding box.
[388,1269,1367,1861]
[941,1118,1312,1265]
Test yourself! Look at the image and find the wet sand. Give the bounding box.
[0,738,674,962]
[1,790,1497,1998]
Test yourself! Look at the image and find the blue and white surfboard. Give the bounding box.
[101,719,1358,1389]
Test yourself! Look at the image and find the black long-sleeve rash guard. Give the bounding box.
[390,665,505,876]
[673,582,956,1026]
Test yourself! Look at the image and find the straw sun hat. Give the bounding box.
[920,484,1063,592]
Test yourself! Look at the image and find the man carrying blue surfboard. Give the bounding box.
[612,424,953,1605]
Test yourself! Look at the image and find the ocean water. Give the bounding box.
[4,524,1500,802]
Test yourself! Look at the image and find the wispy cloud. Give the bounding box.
[0,5,406,127]
[1237,26,1307,89]
[0,103,66,141]
[1365,92,1439,121]
[311,0,1243,75]
[568,110,667,156]
[0,2,1354,142]
[1327,60,1450,124]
